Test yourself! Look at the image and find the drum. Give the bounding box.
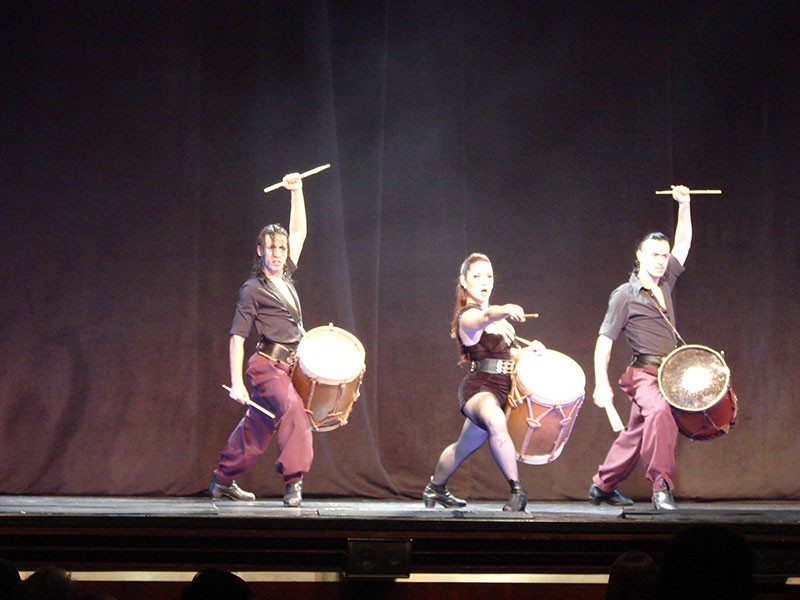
[291,324,366,432]
[505,349,586,465]
[658,344,738,441]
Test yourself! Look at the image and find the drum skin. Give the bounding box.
[291,325,365,432]
[505,349,585,465]
[658,344,738,441]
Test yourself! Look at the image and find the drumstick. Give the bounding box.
[263,163,331,194]
[522,313,539,318]
[222,385,276,418]
[655,189,721,195]
[604,403,624,432]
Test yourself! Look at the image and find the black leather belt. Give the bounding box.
[256,340,298,365]
[631,353,664,369]
[470,358,514,375]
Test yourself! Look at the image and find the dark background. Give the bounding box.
[1,1,798,502]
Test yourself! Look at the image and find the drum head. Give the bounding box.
[515,349,586,406]
[658,345,730,412]
[296,325,365,384]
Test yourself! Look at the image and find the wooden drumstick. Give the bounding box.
[522,313,539,318]
[604,402,624,432]
[222,385,276,418]
[655,189,721,195]
[263,163,331,194]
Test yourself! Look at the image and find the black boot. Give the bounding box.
[588,483,633,507]
[423,478,467,508]
[503,479,527,512]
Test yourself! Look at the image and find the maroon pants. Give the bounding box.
[592,365,678,493]
[214,353,313,485]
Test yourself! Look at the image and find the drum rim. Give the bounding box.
[299,324,366,353]
[514,348,586,405]
[658,343,730,412]
[295,324,366,383]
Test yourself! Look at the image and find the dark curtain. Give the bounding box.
[1,1,798,501]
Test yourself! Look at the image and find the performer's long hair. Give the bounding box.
[253,223,292,279]
[451,253,491,363]
[632,231,670,275]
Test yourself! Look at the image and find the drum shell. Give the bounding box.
[505,350,585,465]
[671,386,738,441]
[291,325,366,432]
[658,344,738,441]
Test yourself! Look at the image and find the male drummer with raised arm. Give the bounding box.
[588,185,692,511]
[208,172,312,508]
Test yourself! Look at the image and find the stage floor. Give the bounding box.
[1,496,799,585]
[1,495,799,522]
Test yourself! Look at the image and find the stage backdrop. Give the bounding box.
[2,1,798,502]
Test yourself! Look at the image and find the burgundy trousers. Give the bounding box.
[214,353,313,485]
[592,365,678,493]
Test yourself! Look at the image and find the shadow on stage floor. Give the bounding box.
[1,496,799,598]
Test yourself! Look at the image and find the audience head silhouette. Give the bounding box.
[606,550,658,599]
[657,524,756,600]
[0,558,21,600]
[16,566,77,600]
[181,568,254,600]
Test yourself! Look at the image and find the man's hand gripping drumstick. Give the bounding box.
[221,385,276,419]
[592,335,625,432]
[263,163,330,194]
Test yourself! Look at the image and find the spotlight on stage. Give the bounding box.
[344,538,412,580]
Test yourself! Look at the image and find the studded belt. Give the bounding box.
[470,358,514,375]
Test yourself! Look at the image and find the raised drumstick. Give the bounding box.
[655,189,721,195]
[263,163,331,194]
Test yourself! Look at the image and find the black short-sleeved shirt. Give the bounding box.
[229,260,304,345]
[598,254,684,356]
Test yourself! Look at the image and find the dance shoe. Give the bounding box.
[283,480,303,507]
[652,481,678,511]
[588,483,634,507]
[502,480,527,512]
[209,476,256,501]
[423,479,467,508]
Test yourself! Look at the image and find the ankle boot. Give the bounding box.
[503,479,527,512]
[283,480,303,507]
[423,478,467,508]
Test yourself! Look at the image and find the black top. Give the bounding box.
[598,254,685,356]
[229,259,303,345]
[457,303,514,361]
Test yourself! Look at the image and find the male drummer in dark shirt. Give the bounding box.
[208,172,312,507]
[588,185,692,511]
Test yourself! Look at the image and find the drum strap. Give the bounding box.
[644,289,687,346]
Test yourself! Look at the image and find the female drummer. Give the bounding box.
[423,253,545,512]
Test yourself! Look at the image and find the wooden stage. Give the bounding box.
[1,495,799,598]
